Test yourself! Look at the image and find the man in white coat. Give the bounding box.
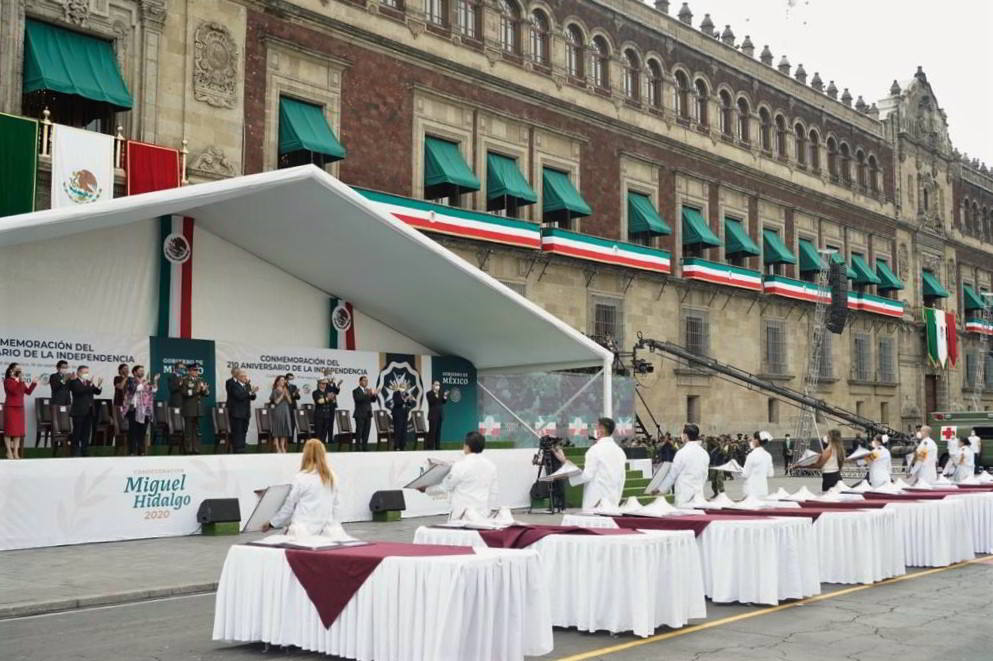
[742,431,775,498]
[656,423,710,506]
[569,417,627,512]
[867,435,892,487]
[911,425,938,485]
[434,431,499,520]
[968,429,982,470]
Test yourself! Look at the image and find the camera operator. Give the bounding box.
[569,417,626,512]
[531,435,568,512]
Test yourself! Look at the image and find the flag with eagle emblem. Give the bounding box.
[157,215,195,338]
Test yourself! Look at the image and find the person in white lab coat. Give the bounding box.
[264,438,346,538]
[911,425,939,485]
[942,432,962,478]
[866,435,892,488]
[952,437,975,483]
[569,417,627,511]
[431,431,499,520]
[968,429,982,470]
[742,431,775,498]
[656,423,710,506]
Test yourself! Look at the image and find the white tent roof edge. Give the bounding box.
[0,166,613,377]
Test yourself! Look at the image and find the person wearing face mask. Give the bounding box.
[179,363,209,454]
[226,369,258,453]
[420,431,499,520]
[352,376,378,452]
[425,380,448,451]
[49,360,74,407]
[389,383,416,451]
[570,417,627,511]
[910,425,938,485]
[952,437,975,482]
[68,366,103,457]
[166,365,185,409]
[285,373,301,448]
[312,376,341,446]
[967,429,982,471]
[742,431,775,498]
[123,365,160,456]
[866,435,892,488]
[4,363,40,459]
[812,429,846,491]
[655,423,710,506]
[113,363,130,409]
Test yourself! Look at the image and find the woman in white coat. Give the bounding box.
[866,435,892,487]
[742,431,775,498]
[953,437,975,483]
[263,438,347,539]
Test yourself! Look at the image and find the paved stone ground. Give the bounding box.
[2,474,991,660]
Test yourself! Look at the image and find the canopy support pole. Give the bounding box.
[603,356,613,418]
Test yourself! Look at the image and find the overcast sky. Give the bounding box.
[670,0,993,165]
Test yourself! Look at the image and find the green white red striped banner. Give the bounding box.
[682,258,762,291]
[965,318,993,336]
[329,297,356,349]
[762,275,830,303]
[847,292,904,318]
[540,227,671,273]
[157,214,194,338]
[355,187,541,249]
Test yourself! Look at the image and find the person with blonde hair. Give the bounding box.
[263,438,347,539]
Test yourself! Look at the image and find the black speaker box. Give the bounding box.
[369,490,406,512]
[197,498,241,524]
[827,260,849,334]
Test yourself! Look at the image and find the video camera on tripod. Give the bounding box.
[529,436,571,514]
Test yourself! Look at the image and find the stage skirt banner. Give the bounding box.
[0,327,149,440]
[0,449,538,550]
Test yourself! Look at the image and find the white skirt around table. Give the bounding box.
[883,499,975,567]
[811,509,905,584]
[561,514,820,606]
[212,544,554,661]
[414,526,706,638]
[945,492,993,553]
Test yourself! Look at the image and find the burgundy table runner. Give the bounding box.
[284,542,475,628]
[610,513,770,537]
[476,524,636,549]
[714,507,837,522]
[953,484,993,490]
[861,492,949,501]
[803,500,890,509]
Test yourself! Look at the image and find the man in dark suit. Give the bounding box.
[167,366,184,408]
[225,369,257,453]
[425,380,448,451]
[68,365,102,457]
[313,377,341,445]
[180,363,208,453]
[49,360,73,406]
[286,373,301,447]
[390,385,415,450]
[352,375,377,451]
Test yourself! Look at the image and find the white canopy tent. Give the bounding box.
[0,165,614,414]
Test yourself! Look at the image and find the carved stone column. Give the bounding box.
[139,0,167,143]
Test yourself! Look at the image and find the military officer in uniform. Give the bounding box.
[180,363,209,453]
[313,376,341,445]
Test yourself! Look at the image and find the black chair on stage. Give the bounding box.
[35,397,53,448]
[255,406,273,452]
[301,403,315,428]
[166,406,185,454]
[0,403,6,441]
[411,410,428,450]
[373,410,393,450]
[93,400,114,447]
[294,407,314,445]
[51,404,73,457]
[334,409,354,451]
[111,404,130,455]
[211,405,232,453]
[152,401,170,448]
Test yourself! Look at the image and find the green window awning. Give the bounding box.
[23,20,133,111]
[830,252,857,280]
[762,229,797,265]
[964,284,986,311]
[486,153,537,206]
[424,136,481,195]
[681,206,721,248]
[542,168,591,219]
[627,192,671,236]
[875,258,903,291]
[850,254,881,286]
[278,97,346,161]
[724,218,759,257]
[921,270,949,298]
[798,239,825,273]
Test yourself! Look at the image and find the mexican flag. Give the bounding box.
[329,297,356,349]
[51,124,114,208]
[924,308,957,368]
[157,215,195,338]
[0,113,38,218]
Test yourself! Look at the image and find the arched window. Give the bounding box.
[426,0,447,25]
[718,90,733,137]
[592,36,610,90]
[675,70,690,118]
[529,10,550,66]
[759,107,771,151]
[646,60,663,109]
[794,123,806,165]
[868,155,879,192]
[808,129,820,170]
[972,202,979,232]
[775,114,787,158]
[623,50,640,100]
[566,25,585,79]
[694,78,709,126]
[499,0,522,54]
[856,149,866,188]
[827,137,838,178]
[736,97,750,142]
[840,143,851,183]
[455,0,481,38]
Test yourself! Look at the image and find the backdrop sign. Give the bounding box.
[425,355,478,442]
[149,336,217,445]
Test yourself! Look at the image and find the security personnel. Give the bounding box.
[313,377,341,445]
[180,363,208,453]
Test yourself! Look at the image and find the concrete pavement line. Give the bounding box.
[554,557,989,661]
[0,582,218,620]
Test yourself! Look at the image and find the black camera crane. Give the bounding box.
[632,333,912,444]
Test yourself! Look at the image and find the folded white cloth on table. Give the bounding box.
[620,496,644,513]
[782,486,816,502]
[764,487,791,501]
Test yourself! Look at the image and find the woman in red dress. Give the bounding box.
[4,362,39,460]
